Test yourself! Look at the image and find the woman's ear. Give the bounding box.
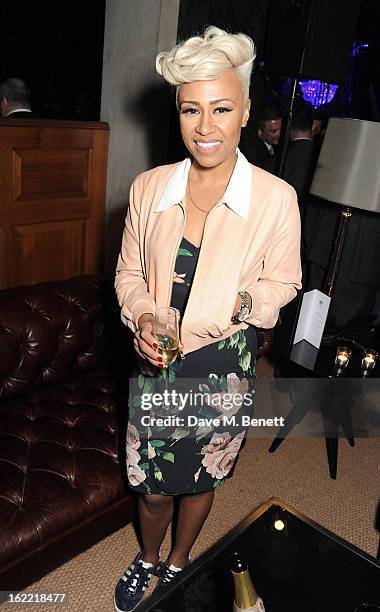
[241,98,251,128]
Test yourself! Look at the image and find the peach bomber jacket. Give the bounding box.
[115,154,302,356]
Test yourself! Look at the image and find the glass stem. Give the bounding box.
[165,365,169,408]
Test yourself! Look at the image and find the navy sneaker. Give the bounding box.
[114,551,158,612]
[152,558,190,595]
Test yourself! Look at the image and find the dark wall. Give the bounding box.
[167,0,270,163]
[353,0,380,120]
[0,0,106,120]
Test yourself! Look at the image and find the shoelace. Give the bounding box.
[156,562,178,586]
[123,562,152,596]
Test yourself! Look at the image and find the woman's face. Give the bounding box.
[177,69,250,171]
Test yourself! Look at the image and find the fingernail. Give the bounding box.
[158,363,164,368]
[157,356,163,362]
[153,343,158,349]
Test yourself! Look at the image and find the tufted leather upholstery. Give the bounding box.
[0,277,108,401]
[0,276,134,591]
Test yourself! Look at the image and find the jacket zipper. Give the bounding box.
[168,203,186,359]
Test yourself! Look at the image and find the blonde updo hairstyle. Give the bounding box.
[156,26,256,107]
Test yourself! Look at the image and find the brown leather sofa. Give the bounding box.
[0,275,134,591]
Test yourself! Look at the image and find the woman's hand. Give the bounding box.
[134,313,164,367]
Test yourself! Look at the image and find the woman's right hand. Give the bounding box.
[134,313,164,367]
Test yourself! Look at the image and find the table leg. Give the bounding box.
[268,398,309,453]
[323,382,341,479]
[324,437,338,480]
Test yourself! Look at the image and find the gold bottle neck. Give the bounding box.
[232,570,258,607]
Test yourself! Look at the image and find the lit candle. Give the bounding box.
[363,355,375,367]
[361,350,377,377]
[337,352,349,366]
[335,347,352,370]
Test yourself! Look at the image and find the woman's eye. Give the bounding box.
[182,108,198,114]
[215,107,232,114]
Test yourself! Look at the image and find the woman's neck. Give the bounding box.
[189,152,238,187]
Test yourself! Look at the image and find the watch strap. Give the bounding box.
[232,291,251,323]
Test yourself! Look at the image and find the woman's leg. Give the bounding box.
[168,490,215,568]
[138,493,174,564]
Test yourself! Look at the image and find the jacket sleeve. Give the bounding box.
[114,179,156,333]
[245,185,302,329]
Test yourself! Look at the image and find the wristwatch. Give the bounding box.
[231,291,251,324]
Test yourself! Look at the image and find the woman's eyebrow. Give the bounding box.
[210,98,236,104]
[179,100,199,106]
[179,97,236,106]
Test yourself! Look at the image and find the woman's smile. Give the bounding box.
[193,139,223,153]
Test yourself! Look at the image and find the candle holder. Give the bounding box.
[334,346,352,376]
[361,349,378,378]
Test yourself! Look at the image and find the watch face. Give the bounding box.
[238,306,250,321]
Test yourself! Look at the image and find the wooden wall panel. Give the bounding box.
[0,226,9,288]
[0,119,109,289]
[11,149,90,202]
[10,219,86,287]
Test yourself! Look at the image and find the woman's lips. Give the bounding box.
[194,140,222,153]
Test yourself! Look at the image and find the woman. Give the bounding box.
[114,26,301,612]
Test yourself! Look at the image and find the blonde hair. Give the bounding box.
[156,26,256,105]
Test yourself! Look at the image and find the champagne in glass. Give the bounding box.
[154,307,180,367]
[156,333,179,366]
[154,308,180,414]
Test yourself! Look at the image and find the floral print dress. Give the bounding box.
[126,237,256,495]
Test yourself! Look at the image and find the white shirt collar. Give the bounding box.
[264,141,274,155]
[154,148,252,220]
[6,108,32,116]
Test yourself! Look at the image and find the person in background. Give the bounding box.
[311,109,328,168]
[113,26,301,612]
[301,109,329,254]
[311,110,327,139]
[282,105,314,206]
[0,78,34,118]
[253,103,282,174]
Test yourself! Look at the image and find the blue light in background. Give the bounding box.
[299,80,339,108]
[352,41,369,57]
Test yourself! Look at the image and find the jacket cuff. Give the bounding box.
[245,287,270,328]
[246,289,262,319]
[131,299,156,331]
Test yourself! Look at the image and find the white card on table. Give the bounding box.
[293,289,331,349]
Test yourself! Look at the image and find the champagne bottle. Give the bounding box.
[231,553,266,612]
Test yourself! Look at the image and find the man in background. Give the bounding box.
[253,103,282,174]
[0,78,34,118]
[282,105,314,206]
[311,109,328,172]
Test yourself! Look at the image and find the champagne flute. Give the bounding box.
[154,307,180,413]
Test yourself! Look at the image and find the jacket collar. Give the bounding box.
[154,148,252,220]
